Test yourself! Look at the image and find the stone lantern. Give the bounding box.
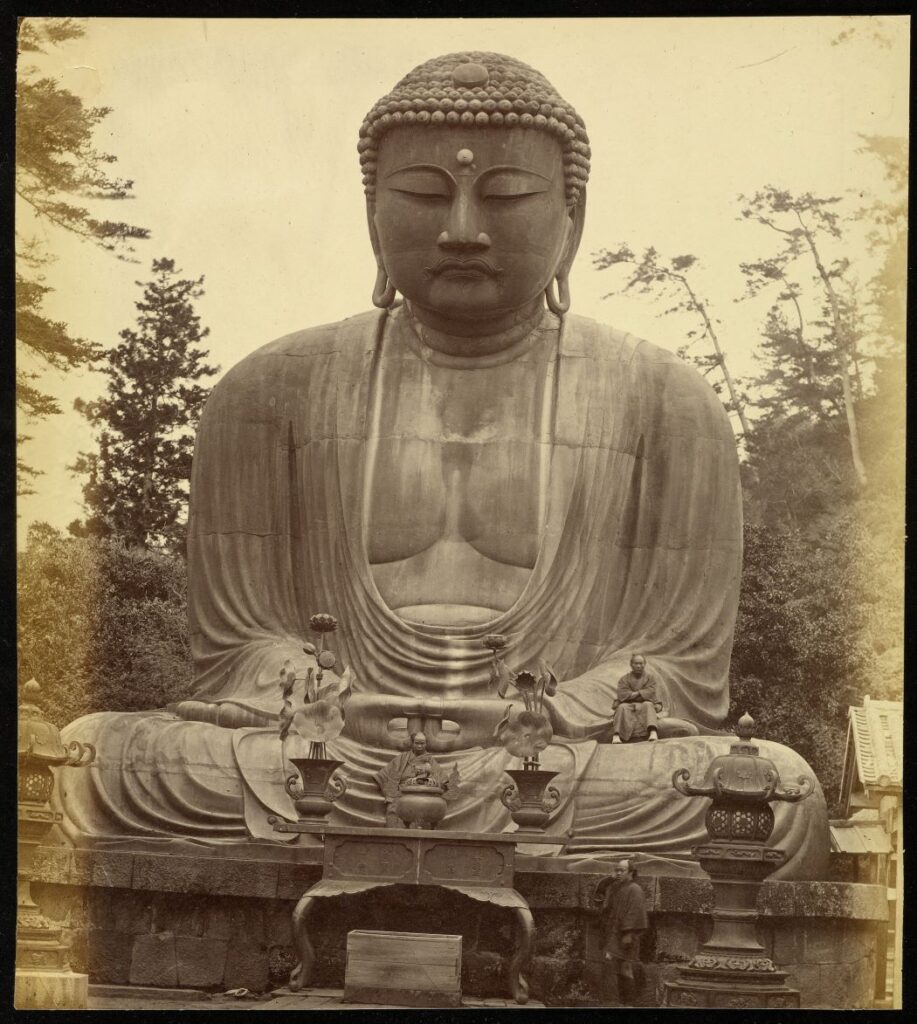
[663,712,813,1009]
[16,679,95,1009]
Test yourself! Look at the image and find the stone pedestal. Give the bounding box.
[662,846,801,1007]
[664,714,812,1008]
[17,800,92,1007]
[17,680,96,1008]
[15,970,89,1010]
[28,843,887,1007]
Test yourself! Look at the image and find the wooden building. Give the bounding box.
[832,696,903,1008]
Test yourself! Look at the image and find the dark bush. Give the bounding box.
[17,523,193,726]
[729,515,902,810]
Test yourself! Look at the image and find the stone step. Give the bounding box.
[88,984,543,1010]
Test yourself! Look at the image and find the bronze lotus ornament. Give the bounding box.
[486,637,563,833]
[273,613,351,826]
[487,637,559,768]
[278,612,353,760]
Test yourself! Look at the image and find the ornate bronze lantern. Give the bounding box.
[17,680,95,1008]
[664,712,813,1009]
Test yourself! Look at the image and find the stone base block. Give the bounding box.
[14,969,89,1009]
[664,979,800,1010]
[29,844,888,1008]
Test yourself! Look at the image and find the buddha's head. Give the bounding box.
[360,52,590,335]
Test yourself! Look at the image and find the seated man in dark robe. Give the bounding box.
[611,655,662,744]
[55,50,828,881]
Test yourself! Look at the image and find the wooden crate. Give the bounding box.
[343,929,462,1007]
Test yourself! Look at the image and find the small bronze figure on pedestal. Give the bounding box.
[611,654,663,743]
[374,732,460,828]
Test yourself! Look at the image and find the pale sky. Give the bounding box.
[16,16,909,541]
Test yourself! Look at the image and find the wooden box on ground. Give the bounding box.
[343,929,462,1007]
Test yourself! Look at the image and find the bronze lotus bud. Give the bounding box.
[483,634,509,651]
[309,613,338,634]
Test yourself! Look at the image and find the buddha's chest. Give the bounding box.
[363,351,552,570]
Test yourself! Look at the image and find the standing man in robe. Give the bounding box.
[597,857,648,1005]
[611,654,662,743]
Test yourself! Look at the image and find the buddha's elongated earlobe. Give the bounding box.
[372,265,396,308]
[545,273,571,315]
[546,189,586,317]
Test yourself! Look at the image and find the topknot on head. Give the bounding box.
[358,51,591,207]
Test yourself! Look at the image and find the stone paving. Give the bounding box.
[87,985,544,1010]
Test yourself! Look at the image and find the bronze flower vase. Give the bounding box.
[285,756,347,825]
[500,767,561,833]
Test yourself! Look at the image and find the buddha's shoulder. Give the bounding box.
[564,314,711,389]
[215,310,382,389]
[565,314,732,434]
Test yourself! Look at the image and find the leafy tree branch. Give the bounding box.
[593,245,751,438]
[15,17,149,494]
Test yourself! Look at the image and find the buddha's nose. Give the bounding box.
[437,195,491,252]
[437,230,492,252]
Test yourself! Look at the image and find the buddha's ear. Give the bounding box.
[366,198,396,308]
[557,188,587,280]
[366,198,384,266]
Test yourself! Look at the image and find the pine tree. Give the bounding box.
[593,245,751,438]
[854,135,906,502]
[16,18,149,494]
[857,135,907,349]
[738,267,868,534]
[739,188,868,487]
[739,257,845,424]
[72,259,218,552]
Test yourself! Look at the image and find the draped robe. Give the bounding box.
[56,307,828,879]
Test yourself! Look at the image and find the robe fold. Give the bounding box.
[56,308,828,879]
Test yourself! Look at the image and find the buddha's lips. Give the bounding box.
[424,257,504,278]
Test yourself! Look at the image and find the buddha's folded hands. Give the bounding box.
[341,693,522,751]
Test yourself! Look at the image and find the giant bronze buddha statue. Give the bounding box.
[57,52,827,878]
